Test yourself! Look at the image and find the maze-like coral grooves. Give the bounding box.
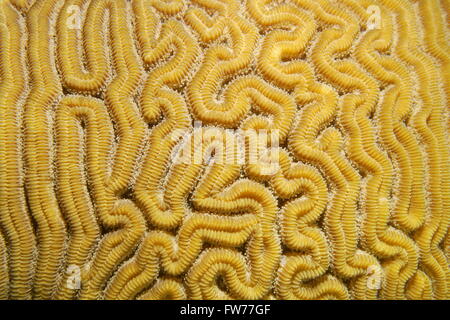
[0,0,449,300]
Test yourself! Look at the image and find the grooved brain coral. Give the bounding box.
[0,0,449,300]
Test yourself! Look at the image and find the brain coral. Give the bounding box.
[0,0,449,300]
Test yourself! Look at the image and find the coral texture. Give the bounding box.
[0,0,449,300]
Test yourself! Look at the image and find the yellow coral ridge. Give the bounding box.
[0,0,448,300]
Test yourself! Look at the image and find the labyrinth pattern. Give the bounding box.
[0,0,449,300]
